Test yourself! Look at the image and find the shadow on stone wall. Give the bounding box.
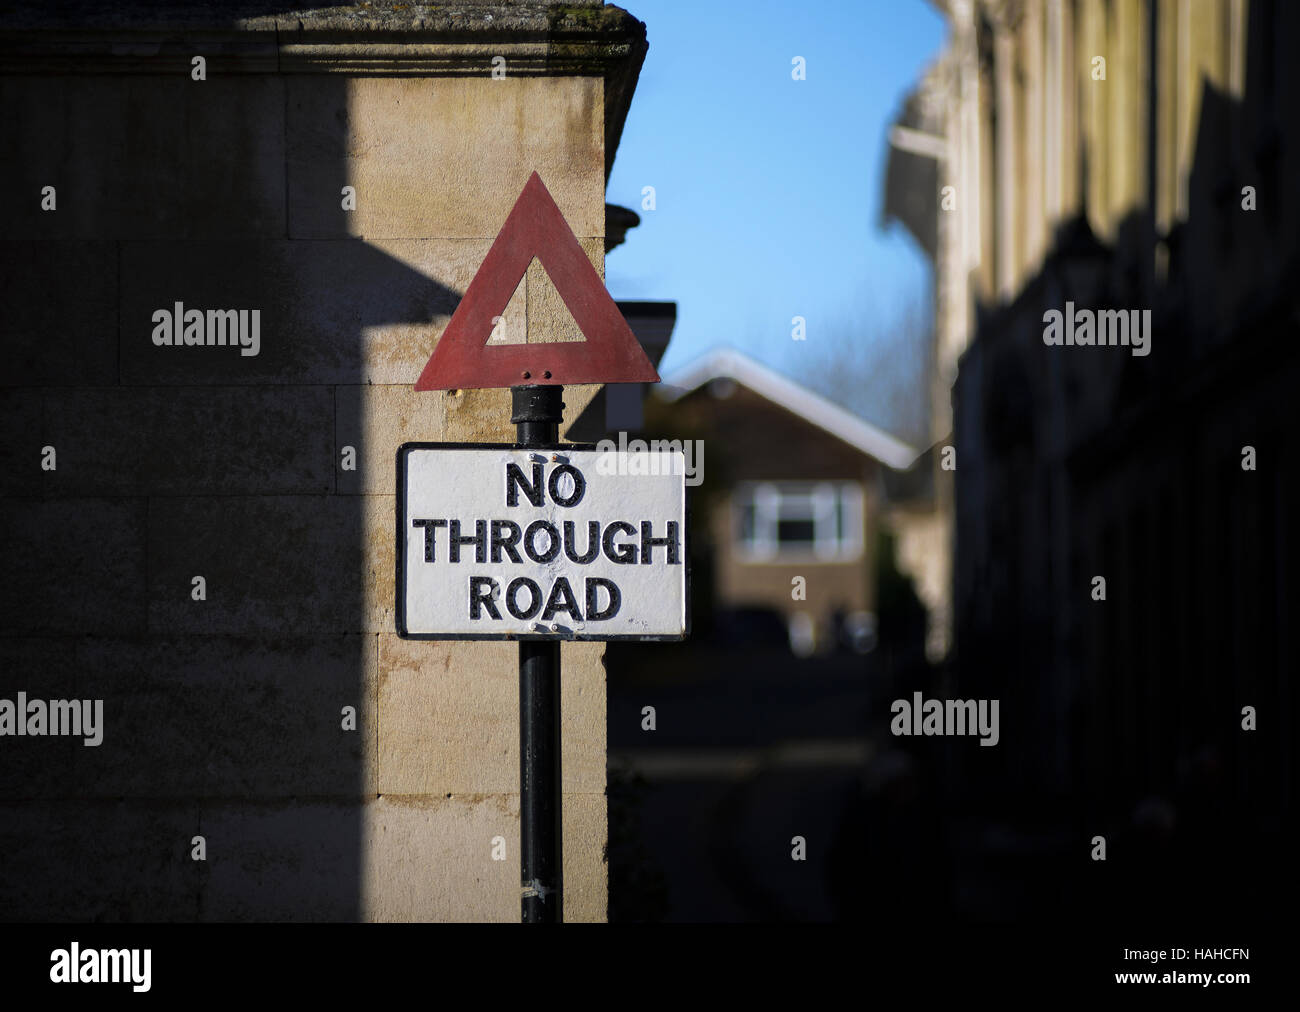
[0,4,461,920]
[947,0,1298,930]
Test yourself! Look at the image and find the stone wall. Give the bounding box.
[0,3,646,922]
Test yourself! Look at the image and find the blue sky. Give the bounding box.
[606,0,948,443]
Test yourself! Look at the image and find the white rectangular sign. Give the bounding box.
[397,443,688,640]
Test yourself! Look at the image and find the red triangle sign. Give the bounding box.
[414,171,660,390]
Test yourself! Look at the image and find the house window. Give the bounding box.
[733,481,864,561]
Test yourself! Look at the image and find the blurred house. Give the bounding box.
[887,0,1299,815]
[655,348,919,655]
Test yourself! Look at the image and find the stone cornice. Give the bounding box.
[0,3,648,178]
[0,5,644,75]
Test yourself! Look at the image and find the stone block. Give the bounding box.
[0,389,44,495]
[360,793,517,922]
[146,495,365,636]
[0,799,201,921]
[0,242,118,386]
[288,76,604,240]
[198,800,364,921]
[376,636,605,796]
[35,387,333,496]
[119,239,482,386]
[559,790,607,923]
[0,638,80,800]
[0,498,148,637]
[336,385,445,497]
[71,634,376,799]
[363,495,397,633]
[359,792,606,921]
[0,75,286,240]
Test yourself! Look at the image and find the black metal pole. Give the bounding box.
[511,384,564,923]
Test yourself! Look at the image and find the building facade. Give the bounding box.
[889,0,1298,817]
[657,349,919,654]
